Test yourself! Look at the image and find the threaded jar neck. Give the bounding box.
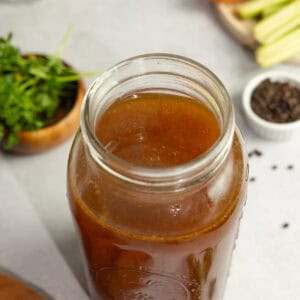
[81,54,234,192]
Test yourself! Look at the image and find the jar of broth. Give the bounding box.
[67,54,248,300]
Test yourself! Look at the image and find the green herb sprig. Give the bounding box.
[0,30,99,149]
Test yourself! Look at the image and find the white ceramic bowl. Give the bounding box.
[242,71,300,140]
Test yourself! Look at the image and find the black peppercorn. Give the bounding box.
[251,79,300,123]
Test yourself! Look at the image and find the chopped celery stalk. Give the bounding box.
[263,3,287,17]
[264,15,300,43]
[238,0,292,19]
[254,0,300,43]
[256,28,300,67]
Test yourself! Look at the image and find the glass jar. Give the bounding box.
[67,54,248,300]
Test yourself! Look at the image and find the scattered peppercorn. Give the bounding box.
[251,79,300,123]
[287,164,294,170]
[281,222,289,229]
[248,149,263,158]
[249,177,256,182]
[254,149,262,156]
[271,165,278,170]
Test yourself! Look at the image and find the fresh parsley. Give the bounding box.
[0,32,91,149]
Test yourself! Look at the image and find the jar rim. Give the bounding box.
[81,53,235,190]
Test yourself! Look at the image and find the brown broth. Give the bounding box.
[96,93,220,167]
[68,92,246,300]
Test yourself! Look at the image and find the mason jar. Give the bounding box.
[67,54,248,300]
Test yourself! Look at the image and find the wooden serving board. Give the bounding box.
[0,274,46,300]
[215,3,300,65]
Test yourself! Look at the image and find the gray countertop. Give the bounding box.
[1,0,300,299]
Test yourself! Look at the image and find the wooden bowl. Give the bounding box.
[13,80,85,154]
[2,55,86,154]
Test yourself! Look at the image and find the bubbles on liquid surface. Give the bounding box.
[169,203,182,217]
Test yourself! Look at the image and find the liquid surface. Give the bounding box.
[68,92,246,300]
[96,93,220,167]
